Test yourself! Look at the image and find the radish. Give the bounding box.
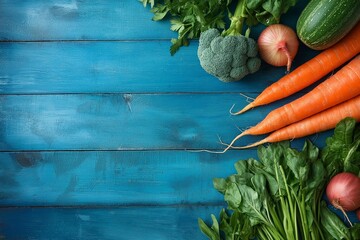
[326,172,360,226]
[257,24,299,72]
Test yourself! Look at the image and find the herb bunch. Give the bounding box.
[141,0,298,55]
[141,0,232,55]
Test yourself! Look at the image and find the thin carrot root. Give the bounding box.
[230,102,255,115]
[221,138,268,149]
[230,93,256,115]
[186,131,249,154]
[219,131,249,153]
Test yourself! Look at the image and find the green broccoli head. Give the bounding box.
[197,29,261,82]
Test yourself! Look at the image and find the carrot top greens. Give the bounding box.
[199,118,360,240]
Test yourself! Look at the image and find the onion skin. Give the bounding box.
[326,172,360,212]
[257,24,299,72]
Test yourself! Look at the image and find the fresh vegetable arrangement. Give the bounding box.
[141,0,298,81]
[233,22,360,115]
[140,1,360,239]
[199,118,360,240]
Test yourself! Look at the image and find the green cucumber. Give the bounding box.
[296,0,360,50]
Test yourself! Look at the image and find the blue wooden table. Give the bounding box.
[0,1,340,239]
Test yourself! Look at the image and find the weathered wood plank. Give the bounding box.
[0,205,220,240]
[0,0,305,41]
[0,205,357,240]
[0,150,251,206]
[0,41,318,94]
[0,0,174,41]
[0,93,330,151]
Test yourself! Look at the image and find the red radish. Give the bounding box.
[326,172,360,226]
[257,24,299,72]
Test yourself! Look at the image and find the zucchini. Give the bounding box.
[296,0,360,50]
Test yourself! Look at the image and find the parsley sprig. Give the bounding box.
[141,0,232,55]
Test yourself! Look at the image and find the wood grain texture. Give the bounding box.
[0,41,318,94]
[0,93,330,151]
[0,150,253,206]
[0,0,305,41]
[0,0,173,41]
[0,205,222,240]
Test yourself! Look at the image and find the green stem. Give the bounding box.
[279,166,297,240]
[299,193,310,240]
[269,204,286,237]
[314,191,326,240]
[222,0,247,36]
[261,225,286,240]
[257,227,268,240]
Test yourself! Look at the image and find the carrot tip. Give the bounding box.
[230,102,254,115]
[216,130,251,152]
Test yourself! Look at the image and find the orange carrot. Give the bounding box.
[233,95,360,149]
[222,55,360,152]
[234,22,360,115]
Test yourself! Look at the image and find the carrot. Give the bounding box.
[232,95,360,149]
[233,21,360,115]
[221,55,360,152]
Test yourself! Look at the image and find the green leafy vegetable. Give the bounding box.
[140,0,298,55]
[321,117,360,178]
[199,118,360,240]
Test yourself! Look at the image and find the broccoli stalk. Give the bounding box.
[222,0,249,37]
[197,0,261,82]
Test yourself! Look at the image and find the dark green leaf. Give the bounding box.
[224,182,242,210]
[198,217,221,240]
[350,223,360,240]
[285,147,309,184]
[303,160,326,202]
[213,178,227,194]
[234,160,248,175]
[237,184,265,226]
[246,0,298,26]
[321,118,360,179]
[320,203,351,240]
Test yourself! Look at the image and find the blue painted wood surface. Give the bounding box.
[0,0,355,239]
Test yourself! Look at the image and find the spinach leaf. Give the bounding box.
[198,214,221,240]
[321,118,360,178]
[320,202,352,240]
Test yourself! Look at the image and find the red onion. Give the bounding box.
[326,172,360,226]
[257,24,299,72]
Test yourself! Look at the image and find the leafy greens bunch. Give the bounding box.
[140,0,298,55]
[199,118,360,240]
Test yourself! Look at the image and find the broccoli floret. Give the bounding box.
[198,29,261,82]
[197,1,261,82]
